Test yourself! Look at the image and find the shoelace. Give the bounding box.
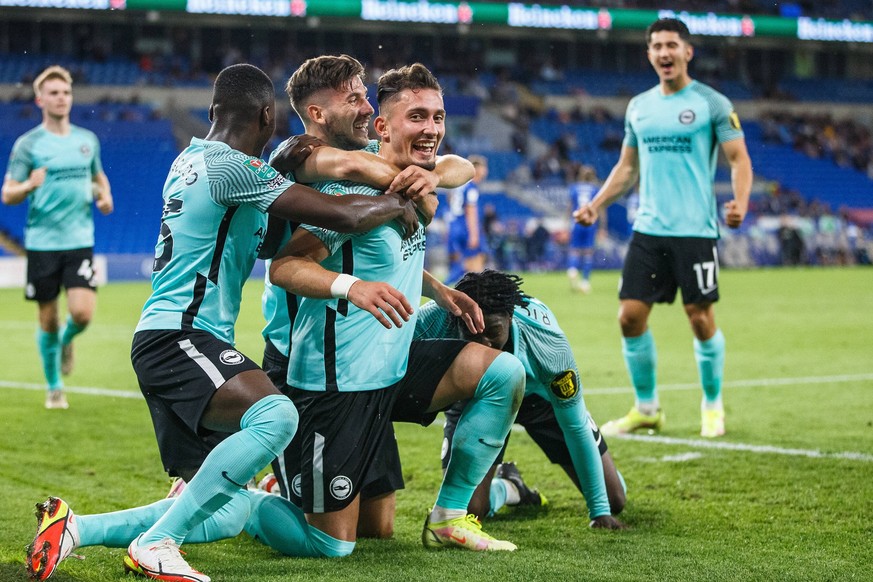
[457,515,496,540]
[144,539,195,572]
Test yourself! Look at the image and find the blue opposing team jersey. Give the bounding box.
[136,138,291,345]
[288,179,427,392]
[623,80,743,238]
[5,125,103,250]
[445,180,479,228]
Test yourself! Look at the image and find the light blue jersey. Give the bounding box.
[288,179,426,392]
[260,140,379,358]
[414,297,612,518]
[5,125,103,250]
[623,80,743,238]
[136,138,291,345]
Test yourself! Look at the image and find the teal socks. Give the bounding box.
[138,394,297,546]
[694,329,726,408]
[437,352,524,510]
[37,329,62,390]
[60,315,86,346]
[244,490,354,557]
[622,330,657,409]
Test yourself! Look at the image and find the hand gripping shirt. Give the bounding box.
[288,178,427,392]
[414,297,611,518]
[623,80,744,238]
[135,138,291,345]
[5,125,103,250]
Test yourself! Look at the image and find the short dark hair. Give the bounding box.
[212,64,274,118]
[646,17,691,44]
[376,63,442,108]
[286,55,366,118]
[454,270,529,317]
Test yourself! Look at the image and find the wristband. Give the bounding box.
[330,273,360,299]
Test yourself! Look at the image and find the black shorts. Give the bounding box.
[262,339,290,394]
[283,386,402,513]
[391,338,469,426]
[131,329,260,477]
[25,247,97,302]
[619,232,720,305]
[441,393,608,470]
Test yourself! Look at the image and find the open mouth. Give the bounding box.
[413,140,436,156]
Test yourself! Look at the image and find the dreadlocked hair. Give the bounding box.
[454,270,530,318]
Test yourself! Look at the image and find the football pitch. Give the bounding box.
[0,267,870,581]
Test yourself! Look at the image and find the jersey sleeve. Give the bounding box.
[465,184,479,205]
[205,147,292,212]
[622,97,639,149]
[87,130,104,175]
[711,93,744,144]
[413,301,456,340]
[6,134,34,182]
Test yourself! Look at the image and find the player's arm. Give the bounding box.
[386,155,474,225]
[267,183,418,239]
[92,171,113,215]
[575,146,639,226]
[721,138,753,229]
[270,228,414,329]
[1,168,46,205]
[464,201,480,249]
[421,269,484,335]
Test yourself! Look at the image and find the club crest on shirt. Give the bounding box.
[679,109,696,125]
[243,158,278,181]
[80,144,91,156]
[550,370,579,400]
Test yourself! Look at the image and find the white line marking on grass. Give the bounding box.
[0,380,142,399]
[616,433,873,462]
[585,373,873,395]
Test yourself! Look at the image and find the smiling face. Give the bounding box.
[647,30,693,91]
[374,87,444,170]
[36,78,73,121]
[311,75,374,150]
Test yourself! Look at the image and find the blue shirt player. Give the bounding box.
[567,164,603,294]
[574,18,753,439]
[445,154,488,282]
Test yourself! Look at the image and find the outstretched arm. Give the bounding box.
[267,184,418,238]
[574,146,639,226]
[93,172,113,215]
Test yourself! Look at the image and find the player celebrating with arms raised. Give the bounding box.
[575,17,752,438]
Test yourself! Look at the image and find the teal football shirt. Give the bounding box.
[136,138,291,345]
[288,178,426,392]
[623,80,744,238]
[5,125,103,250]
[260,139,380,358]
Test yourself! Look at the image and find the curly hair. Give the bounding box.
[453,270,529,317]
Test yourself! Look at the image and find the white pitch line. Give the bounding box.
[615,433,873,462]
[584,372,873,395]
[0,380,142,399]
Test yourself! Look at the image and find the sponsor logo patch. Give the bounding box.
[219,349,244,365]
[729,111,742,130]
[291,473,302,499]
[550,370,579,400]
[243,158,279,181]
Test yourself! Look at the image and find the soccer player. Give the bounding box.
[445,154,489,283]
[269,63,525,553]
[26,63,423,582]
[415,270,625,528]
[2,65,114,409]
[261,54,475,391]
[574,18,753,438]
[567,165,604,294]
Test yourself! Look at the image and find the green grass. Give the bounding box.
[1,268,872,581]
